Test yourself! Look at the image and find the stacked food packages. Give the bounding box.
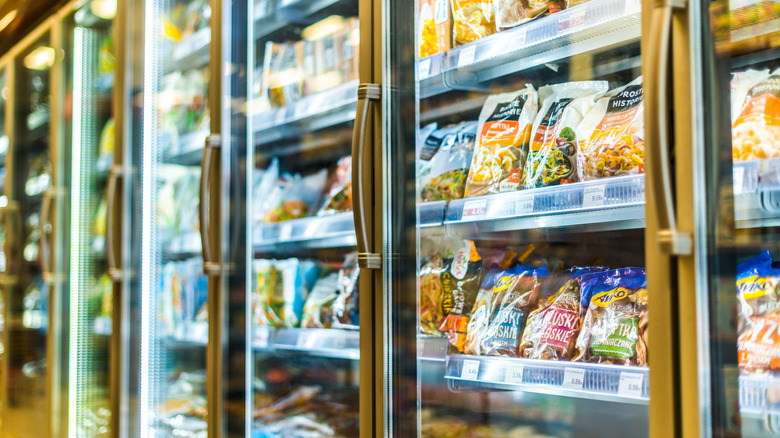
[732,70,780,162]
[157,166,201,236]
[418,78,645,202]
[252,254,359,330]
[256,156,352,223]
[158,370,208,436]
[419,0,595,56]
[737,251,780,376]
[261,16,359,107]
[254,385,359,437]
[158,257,209,336]
[158,68,209,137]
[420,238,648,367]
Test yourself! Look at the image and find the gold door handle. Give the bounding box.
[199,134,221,276]
[352,84,382,270]
[39,189,54,283]
[106,165,123,281]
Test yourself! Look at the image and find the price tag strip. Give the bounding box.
[618,372,644,398]
[461,360,481,380]
[582,184,606,208]
[562,367,586,391]
[418,58,432,79]
[461,199,487,221]
[504,365,525,384]
[457,44,477,68]
[517,194,535,215]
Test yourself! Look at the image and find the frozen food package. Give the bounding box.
[464,269,502,355]
[262,41,303,107]
[253,158,280,223]
[253,259,319,328]
[732,70,780,161]
[420,121,478,202]
[575,267,648,366]
[264,169,328,223]
[318,156,352,215]
[451,0,496,45]
[480,265,548,357]
[731,69,770,123]
[333,253,360,328]
[301,273,339,329]
[417,122,453,188]
[494,0,549,30]
[518,267,607,360]
[577,77,645,180]
[419,0,453,57]
[436,240,484,350]
[736,251,780,373]
[464,86,538,196]
[523,81,608,188]
[420,254,448,335]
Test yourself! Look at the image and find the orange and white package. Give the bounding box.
[464,86,538,197]
[738,312,780,374]
[577,77,645,180]
[732,70,780,161]
[419,0,452,58]
[451,0,495,45]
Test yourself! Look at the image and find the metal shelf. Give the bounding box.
[170,27,211,72]
[442,175,645,233]
[167,320,209,346]
[252,326,359,360]
[162,129,209,165]
[418,0,641,98]
[93,315,112,336]
[740,374,780,417]
[163,231,202,260]
[253,80,358,146]
[446,354,649,404]
[419,201,447,227]
[734,159,780,228]
[253,211,356,253]
[731,18,780,44]
[418,335,449,362]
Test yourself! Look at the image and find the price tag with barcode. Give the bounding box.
[618,372,644,398]
[461,360,480,380]
[518,195,535,214]
[462,199,487,220]
[562,367,585,390]
[458,45,477,68]
[418,58,432,78]
[582,184,606,208]
[504,365,524,384]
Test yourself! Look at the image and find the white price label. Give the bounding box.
[562,367,585,390]
[461,360,480,380]
[558,8,587,32]
[279,224,293,241]
[518,195,535,214]
[254,328,270,348]
[418,58,432,78]
[462,199,487,220]
[733,166,745,194]
[504,365,525,384]
[582,184,607,208]
[458,45,477,68]
[618,372,644,398]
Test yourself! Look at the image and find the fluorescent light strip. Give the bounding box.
[69,27,84,438]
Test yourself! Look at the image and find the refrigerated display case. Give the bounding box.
[217,0,365,436]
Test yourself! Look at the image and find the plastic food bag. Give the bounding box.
[420,122,477,202]
[333,253,360,328]
[262,41,303,107]
[575,268,648,366]
[436,240,484,351]
[465,86,538,196]
[736,251,780,374]
[420,254,447,335]
[480,265,547,356]
[523,81,608,188]
[578,77,645,180]
[464,269,502,355]
[264,169,328,223]
[731,70,780,161]
[452,0,496,45]
[494,0,549,29]
[301,273,339,329]
[419,0,452,58]
[253,158,280,223]
[318,156,353,215]
[518,267,607,360]
[253,259,319,327]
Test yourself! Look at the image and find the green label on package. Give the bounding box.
[590,316,639,360]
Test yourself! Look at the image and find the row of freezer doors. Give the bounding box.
[0,0,777,436]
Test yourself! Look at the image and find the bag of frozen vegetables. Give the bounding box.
[420,121,477,202]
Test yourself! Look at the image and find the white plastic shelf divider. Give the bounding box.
[253,80,359,145]
[444,175,645,232]
[446,354,649,404]
[252,326,360,360]
[253,211,357,253]
[418,0,641,97]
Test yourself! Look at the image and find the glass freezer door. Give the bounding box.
[695,0,780,436]
[382,0,678,435]
[0,63,8,436]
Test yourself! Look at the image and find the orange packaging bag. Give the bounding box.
[451,0,495,45]
[732,70,780,161]
[419,0,452,58]
[464,86,538,196]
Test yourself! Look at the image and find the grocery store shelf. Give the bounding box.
[167,321,209,346]
[253,80,358,145]
[418,335,449,362]
[163,129,209,165]
[253,326,360,360]
[420,94,487,124]
[164,231,202,259]
[93,316,112,336]
[731,17,780,44]
[443,175,645,234]
[253,212,356,254]
[254,0,289,39]
[446,354,649,404]
[418,0,641,98]
[171,27,211,72]
[418,201,448,227]
[740,374,780,417]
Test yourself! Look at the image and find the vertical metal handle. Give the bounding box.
[646,1,691,255]
[199,134,220,275]
[352,84,382,270]
[106,166,122,281]
[2,203,20,284]
[39,189,54,283]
